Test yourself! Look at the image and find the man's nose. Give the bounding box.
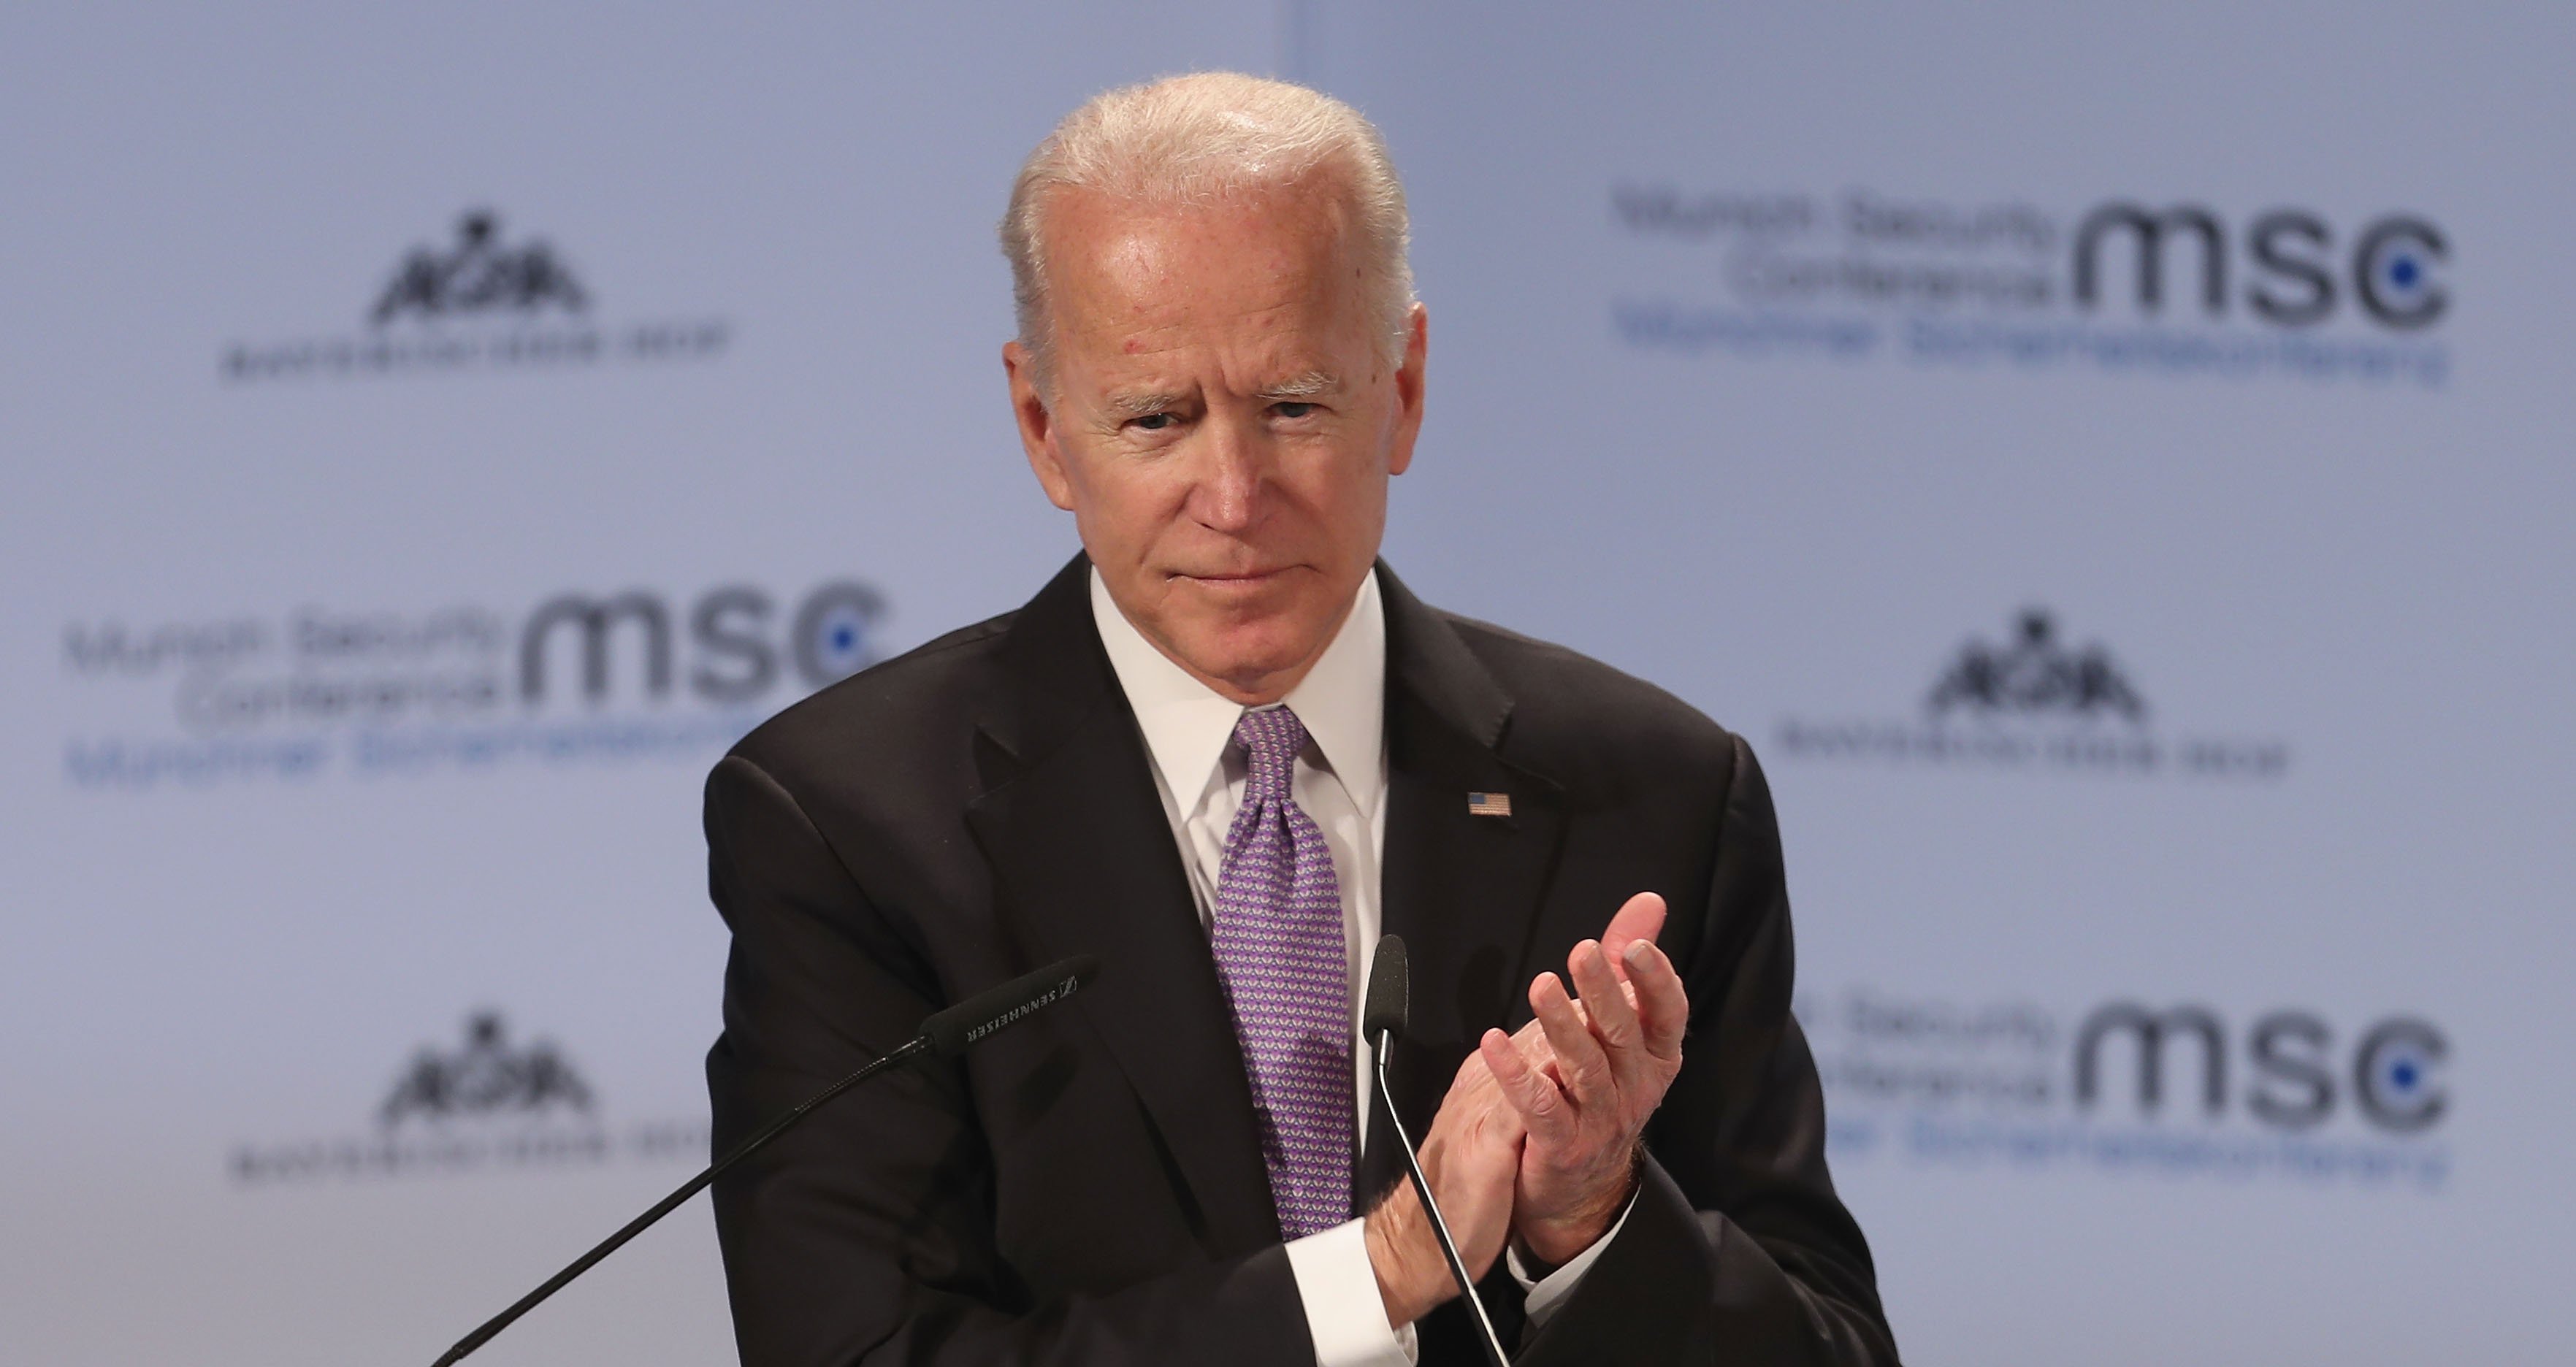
[1189,410,1272,534]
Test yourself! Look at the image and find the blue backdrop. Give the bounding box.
[6,4,2569,1363]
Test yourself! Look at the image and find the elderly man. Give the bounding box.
[704,73,1895,1366]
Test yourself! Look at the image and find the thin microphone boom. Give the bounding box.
[429,955,1101,1367]
[1365,935,1510,1367]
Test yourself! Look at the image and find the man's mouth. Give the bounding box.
[1177,567,1293,586]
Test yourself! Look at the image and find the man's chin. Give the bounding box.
[1162,621,1329,700]
[1125,570,1353,698]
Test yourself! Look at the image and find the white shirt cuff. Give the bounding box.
[1284,1217,1419,1366]
[1505,1193,1637,1331]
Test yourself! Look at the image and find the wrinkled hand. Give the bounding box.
[1364,1049,1526,1328]
[1479,892,1689,1268]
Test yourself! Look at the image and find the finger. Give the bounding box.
[1599,892,1667,984]
[1622,938,1690,1062]
[1569,938,1651,1099]
[1516,998,1592,1042]
[1508,1017,1572,1089]
[1556,942,1659,1122]
[1479,1027,1573,1144]
[1531,970,1617,1118]
[1510,1014,1553,1054]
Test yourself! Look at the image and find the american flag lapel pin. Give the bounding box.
[1466,791,1512,818]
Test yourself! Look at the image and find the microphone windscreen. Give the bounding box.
[922,954,1099,1057]
[1362,935,1409,1041]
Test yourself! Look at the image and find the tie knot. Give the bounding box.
[1232,705,1309,793]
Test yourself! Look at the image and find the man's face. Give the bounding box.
[1006,179,1426,705]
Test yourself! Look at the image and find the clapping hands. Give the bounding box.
[1481,892,1687,1266]
[1363,892,1690,1325]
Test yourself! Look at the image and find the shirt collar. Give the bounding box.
[1090,565,1387,821]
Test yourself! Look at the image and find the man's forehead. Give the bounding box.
[1047,187,1355,308]
[1039,185,1374,400]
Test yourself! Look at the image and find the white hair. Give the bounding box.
[1000,72,1415,388]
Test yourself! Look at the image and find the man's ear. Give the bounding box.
[1005,340,1077,511]
[1385,302,1428,478]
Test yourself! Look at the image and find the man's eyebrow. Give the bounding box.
[1105,390,1185,417]
[1258,370,1339,400]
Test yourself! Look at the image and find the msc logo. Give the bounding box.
[1927,609,2144,723]
[372,210,588,325]
[2074,203,2447,329]
[380,1011,593,1127]
[2075,1004,2446,1133]
[519,580,885,705]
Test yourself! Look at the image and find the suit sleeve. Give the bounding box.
[1517,735,1899,1366]
[702,754,1316,1367]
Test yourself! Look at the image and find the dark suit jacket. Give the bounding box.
[705,556,1897,1366]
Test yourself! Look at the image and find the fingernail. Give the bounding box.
[1625,941,1653,968]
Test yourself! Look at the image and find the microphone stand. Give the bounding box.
[427,949,1096,1366]
[431,1037,930,1367]
[1372,1027,1511,1367]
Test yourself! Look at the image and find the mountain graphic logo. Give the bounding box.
[370,211,588,324]
[378,1011,595,1127]
[222,208,726,382]
[1927,609,2146,723]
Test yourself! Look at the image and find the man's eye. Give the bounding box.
[1274,402,1316,419]
[1131,413,1176,432]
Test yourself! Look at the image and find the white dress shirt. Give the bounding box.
[1090,569,1616,1367]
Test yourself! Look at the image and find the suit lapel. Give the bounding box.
[1364,566,1570,1202]
[964,556,1281,1255]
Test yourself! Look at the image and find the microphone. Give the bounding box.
[925,956,1100,1057]
[1366,935,1510,1367]
[429,954,1101,1367]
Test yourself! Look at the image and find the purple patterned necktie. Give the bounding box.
[1209,705,1353,1238]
